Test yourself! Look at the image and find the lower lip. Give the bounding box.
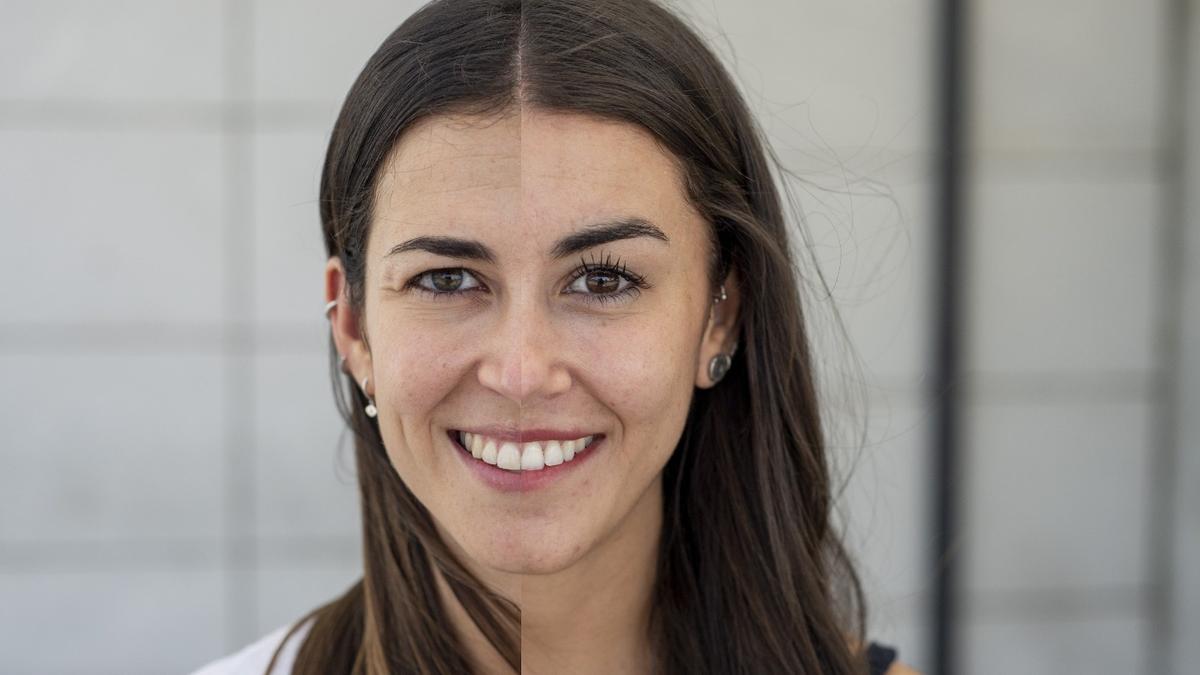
[447,430,605,493]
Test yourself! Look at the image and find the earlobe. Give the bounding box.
[694,270,742,388]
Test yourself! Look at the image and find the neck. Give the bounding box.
[435,477,663,675]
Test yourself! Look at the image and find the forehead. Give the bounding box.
[371,109,701,245]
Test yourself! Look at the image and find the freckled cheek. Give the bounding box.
[372,322,474,413]
[577,319,695,435]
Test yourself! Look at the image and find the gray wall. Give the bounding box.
[0,1,1193,673]
[1172,0,1200,671]
[961,1,1168,673]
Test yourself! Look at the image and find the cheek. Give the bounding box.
[369,318,480,490]
[575,310,698,444]
[371,318,473,416]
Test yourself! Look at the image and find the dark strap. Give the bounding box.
[866,642,898,675]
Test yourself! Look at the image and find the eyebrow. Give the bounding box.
[383,217,670,264]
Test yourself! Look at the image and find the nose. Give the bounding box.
[476,293,572,404]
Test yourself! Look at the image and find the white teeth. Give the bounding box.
[544,441,563,466]
[481,439,498,465]
[456,430,597,471]
[497,442,522,471]
[520,442,544,470]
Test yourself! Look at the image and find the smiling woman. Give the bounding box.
[357,108,736,590]
[192,0,910,674]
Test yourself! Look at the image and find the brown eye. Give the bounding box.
[410,268,483,296]
[584,270,620,294]
[563,261,646,306]
[430,269,464,291]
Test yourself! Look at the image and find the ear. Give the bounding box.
[695,267,741,389]
[325,257,373,393]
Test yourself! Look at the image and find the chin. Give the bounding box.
[460,525,590,577]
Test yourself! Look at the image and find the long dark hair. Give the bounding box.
[270,0,869,672]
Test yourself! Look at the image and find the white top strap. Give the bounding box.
[189,618,315,675]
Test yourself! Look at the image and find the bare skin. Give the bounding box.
[327,107,738,674]
[325,108,919,674]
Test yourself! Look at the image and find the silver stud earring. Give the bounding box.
[324,300,337,317]
[708,285,734,384]
[360,376,377,418]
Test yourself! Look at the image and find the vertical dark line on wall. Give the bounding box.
[222,0,258,649]
[929,0,968,673]
[1146,0,1188,672]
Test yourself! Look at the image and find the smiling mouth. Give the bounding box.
[448,430,602,472]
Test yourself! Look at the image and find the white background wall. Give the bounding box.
[0,1,1194,673]
[961,1,1166,673]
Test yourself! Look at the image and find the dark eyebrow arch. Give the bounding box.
[383,217,670,264]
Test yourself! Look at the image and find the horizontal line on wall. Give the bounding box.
[972,149,1163,181]
[862,376,929,399]
[256,535,362,565]
[0,321,327,354]
[835,370,1153,408]
[0,100,225,131]
[775,154,1167,189]
[965,585,1147,622]
[0,537,225,572]
[876,585,1146,623]
[773,148,934,184]
[0,535,360,573]
[964,370,1154,403]
[0,322,227,352]
[761,147,1165,184]
[0,100,340,133]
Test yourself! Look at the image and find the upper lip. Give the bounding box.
[452,426,602,443]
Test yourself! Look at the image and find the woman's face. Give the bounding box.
[329,109,738,576]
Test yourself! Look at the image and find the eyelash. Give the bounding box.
[404,252,649,306]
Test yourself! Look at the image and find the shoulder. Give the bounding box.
[885,662,922,675]
[189,618,314,675]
